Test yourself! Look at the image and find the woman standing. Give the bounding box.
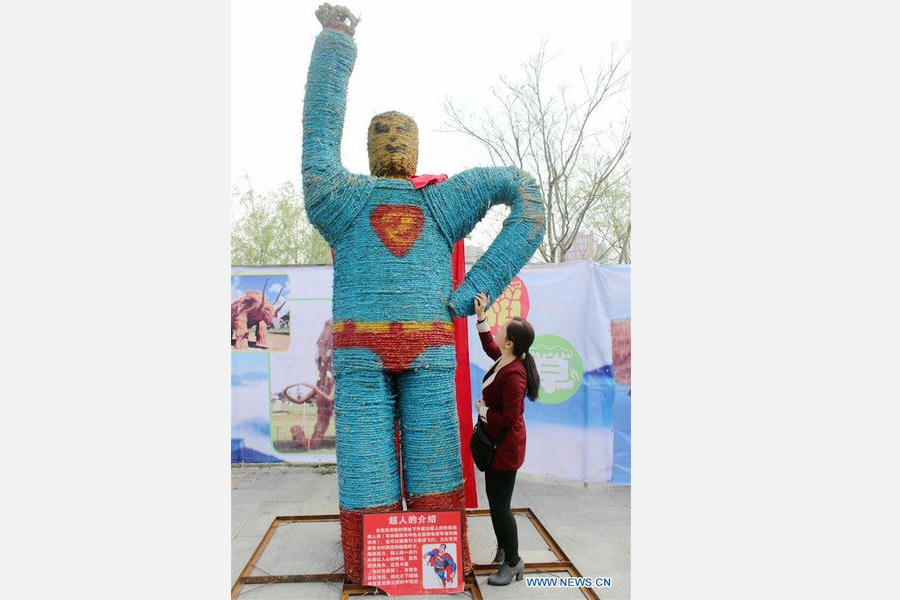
[472,292,541,586]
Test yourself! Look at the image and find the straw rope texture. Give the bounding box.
[302,26,545,583]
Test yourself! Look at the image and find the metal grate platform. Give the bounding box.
[232,507,600,600]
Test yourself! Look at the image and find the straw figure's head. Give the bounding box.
[367,111,419,178]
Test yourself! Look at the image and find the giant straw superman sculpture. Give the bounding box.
[302,4,546,583]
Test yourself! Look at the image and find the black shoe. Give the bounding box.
[491,548,505,564]
[487,558,524,585]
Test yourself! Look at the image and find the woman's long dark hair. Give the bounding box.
[505,317,540,401]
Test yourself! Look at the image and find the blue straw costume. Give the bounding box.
[302,17,545,583]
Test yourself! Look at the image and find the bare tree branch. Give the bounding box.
[443,41,631,264]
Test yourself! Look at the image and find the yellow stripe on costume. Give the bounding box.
[333,320,453,334]
[402,322,454,333]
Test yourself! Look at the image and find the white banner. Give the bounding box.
[231,261,631,483]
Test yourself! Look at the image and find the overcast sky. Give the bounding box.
[231,0,631,193]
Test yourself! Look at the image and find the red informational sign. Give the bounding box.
[362,510,464,596]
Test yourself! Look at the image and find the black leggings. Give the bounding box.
[485,469,519,566]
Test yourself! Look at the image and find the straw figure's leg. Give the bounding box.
[398,346,471,574]
[332,346,404,582]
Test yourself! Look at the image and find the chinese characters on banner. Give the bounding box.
[363,510,464,595]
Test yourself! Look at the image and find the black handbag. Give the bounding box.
[469,420,507,472]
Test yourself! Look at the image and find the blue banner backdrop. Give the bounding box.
[230,261,631,484]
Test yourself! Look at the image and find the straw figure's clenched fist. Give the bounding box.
[315,3,360,36]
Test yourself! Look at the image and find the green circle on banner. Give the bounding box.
[531,334,583,405]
